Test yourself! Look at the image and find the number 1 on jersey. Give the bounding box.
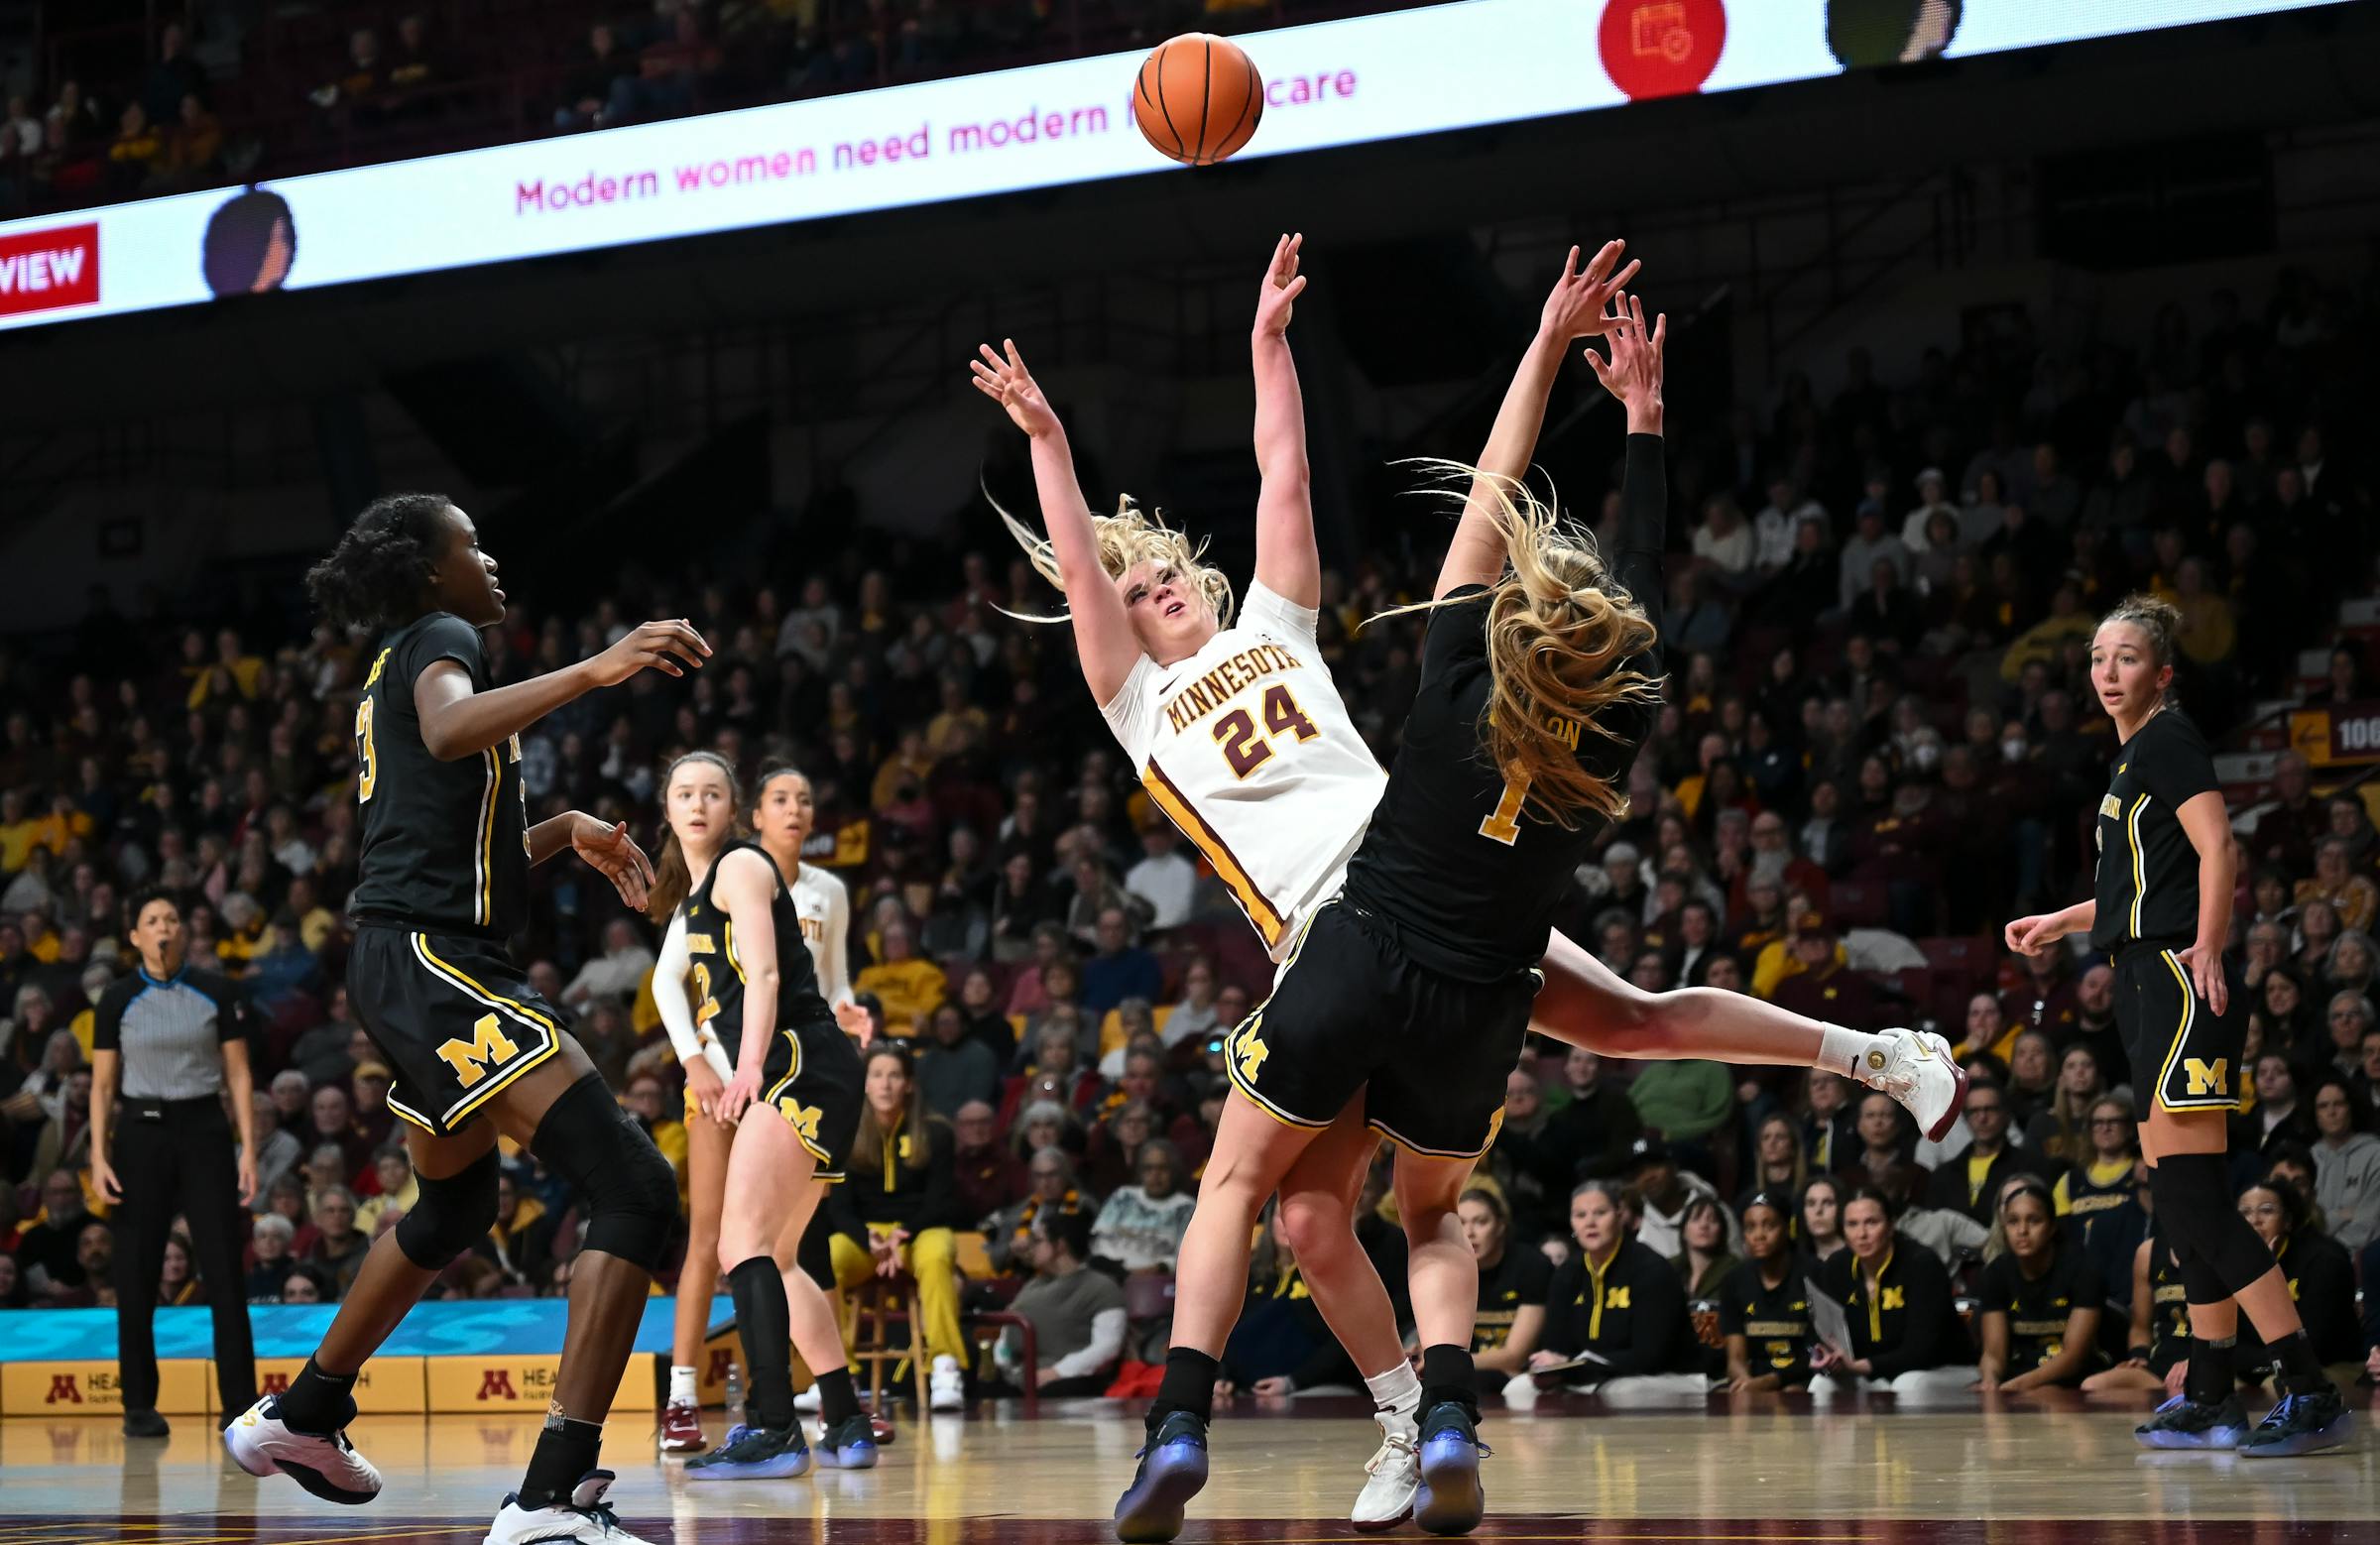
[1479,771,1529,846]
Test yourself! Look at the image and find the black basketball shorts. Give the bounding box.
[351,925,572,1138]
[753,1014,865,1183]
[2116,944,2247,1115]
[1225,899,1540,1159]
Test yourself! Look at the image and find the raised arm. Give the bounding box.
[1586,292,1669,631]
[413,621,707,763]
[1437,240,1637,599]
[972,339,1142,705]
[1250,233,1319,609]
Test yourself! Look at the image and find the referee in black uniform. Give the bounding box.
[88,885,260,1437]
[2003,593,2349,1457]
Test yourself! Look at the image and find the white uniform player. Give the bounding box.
[1100,581,1383,960]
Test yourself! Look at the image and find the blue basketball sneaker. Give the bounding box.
[685,1422,811,1480]
[2135,1393,2251,1450]
[1413,1400,1488,1537]
[2239,1387,2352,1459]
[1113,1409,1209,1543]
[816,1414,880,1470]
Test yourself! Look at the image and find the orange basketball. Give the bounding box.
[1132,33,1264,167]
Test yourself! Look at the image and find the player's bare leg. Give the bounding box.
[1533,929,1965,1140]
[662,1111,734,1453]
[1272,1103,1421,1531]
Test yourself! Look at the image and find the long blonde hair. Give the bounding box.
[647,750,745,920]
[1374,467,1663,828]
[995,490,1235,629]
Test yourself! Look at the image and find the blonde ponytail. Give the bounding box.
[1372,466,1663,830]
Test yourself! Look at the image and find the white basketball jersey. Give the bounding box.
[1101,580,1385,959]
[785,861,853,1009]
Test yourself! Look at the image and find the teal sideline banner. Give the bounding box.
[0,1295,731,1363]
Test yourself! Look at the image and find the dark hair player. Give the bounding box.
[223,492,710,1545]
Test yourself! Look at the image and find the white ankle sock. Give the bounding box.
[668,1365,698,1404]
[1366,1364,1421,1431]
[1820,1023,1880,1080]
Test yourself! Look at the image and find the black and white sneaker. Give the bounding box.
[483,1470,655,1544]
[223,1394,383,1504]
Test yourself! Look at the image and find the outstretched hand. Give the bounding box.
[587,620,710,685]
[1252,232,1306,338]
[1583,291,1665,433]
[1539,240,1639,342]
[970,339,1062,439]
[572,816,655,910]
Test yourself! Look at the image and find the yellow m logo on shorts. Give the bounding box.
[1880,1285,1906,1311]
[435,1013,521,1090]
[2183,1058,2228,1097]
[777,1099,824,1143]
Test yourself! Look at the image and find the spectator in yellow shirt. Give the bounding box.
[856,918,946,1037]
[30,793,92,859]
[871,727,938,812]
[184,627,264,708]
[0,789,42,873]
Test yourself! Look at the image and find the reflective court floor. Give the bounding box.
[0,1393,2372,1543]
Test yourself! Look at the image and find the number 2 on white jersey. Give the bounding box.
[1479,772,1529,845]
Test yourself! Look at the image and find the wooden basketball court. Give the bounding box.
[0,1391,2369,1543]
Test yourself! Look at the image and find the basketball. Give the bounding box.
[1132,33,1264,166]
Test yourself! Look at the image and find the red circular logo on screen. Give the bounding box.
[1599,0,1726,101]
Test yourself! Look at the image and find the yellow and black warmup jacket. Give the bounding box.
[1221,1264,1361,1391]
[2233,1230,2360,1371]
[825,1112,960,1237]
[1472,1245,1553,1354]
[1717,1259,1814,1385]
[1977,1247,2107,1379]
[1541,1239,1690,1380]
[2144,1231,2191,1375]
[1821,1241,1967,1375]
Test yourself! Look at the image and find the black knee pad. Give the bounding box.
[394,1147,500,1270]
[531,1073,678,1272]
[2155,1153,2274,1297]
[2162,1233,2231,1309]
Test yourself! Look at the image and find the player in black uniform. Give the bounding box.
[1975,1177,2107,1391]
[2005,594,2351,1457]
[225,493,706,1545]
[652,751,872,1481]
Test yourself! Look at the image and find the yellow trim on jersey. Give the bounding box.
[385,1091,437,1132]
[760,1027,842,1171]
[1367,1116,1491,1162]
[412,933,560,1126]
[2154,948,2233,1112]
[1140,760,1287,949]
[724,916,743,983]
[475,747,500,928]
[2125,794,2150,938]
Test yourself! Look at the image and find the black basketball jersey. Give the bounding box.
[677,841,833,1062]
[1715,1258,1813,1384]
[1343,434,1668,983]
[348,613,529,938]
[1978,1247,2105,1375]
[2089,706,2219,952]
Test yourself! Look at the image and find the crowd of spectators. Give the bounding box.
[0,251,2376,1400]
[10,0,1330,216]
